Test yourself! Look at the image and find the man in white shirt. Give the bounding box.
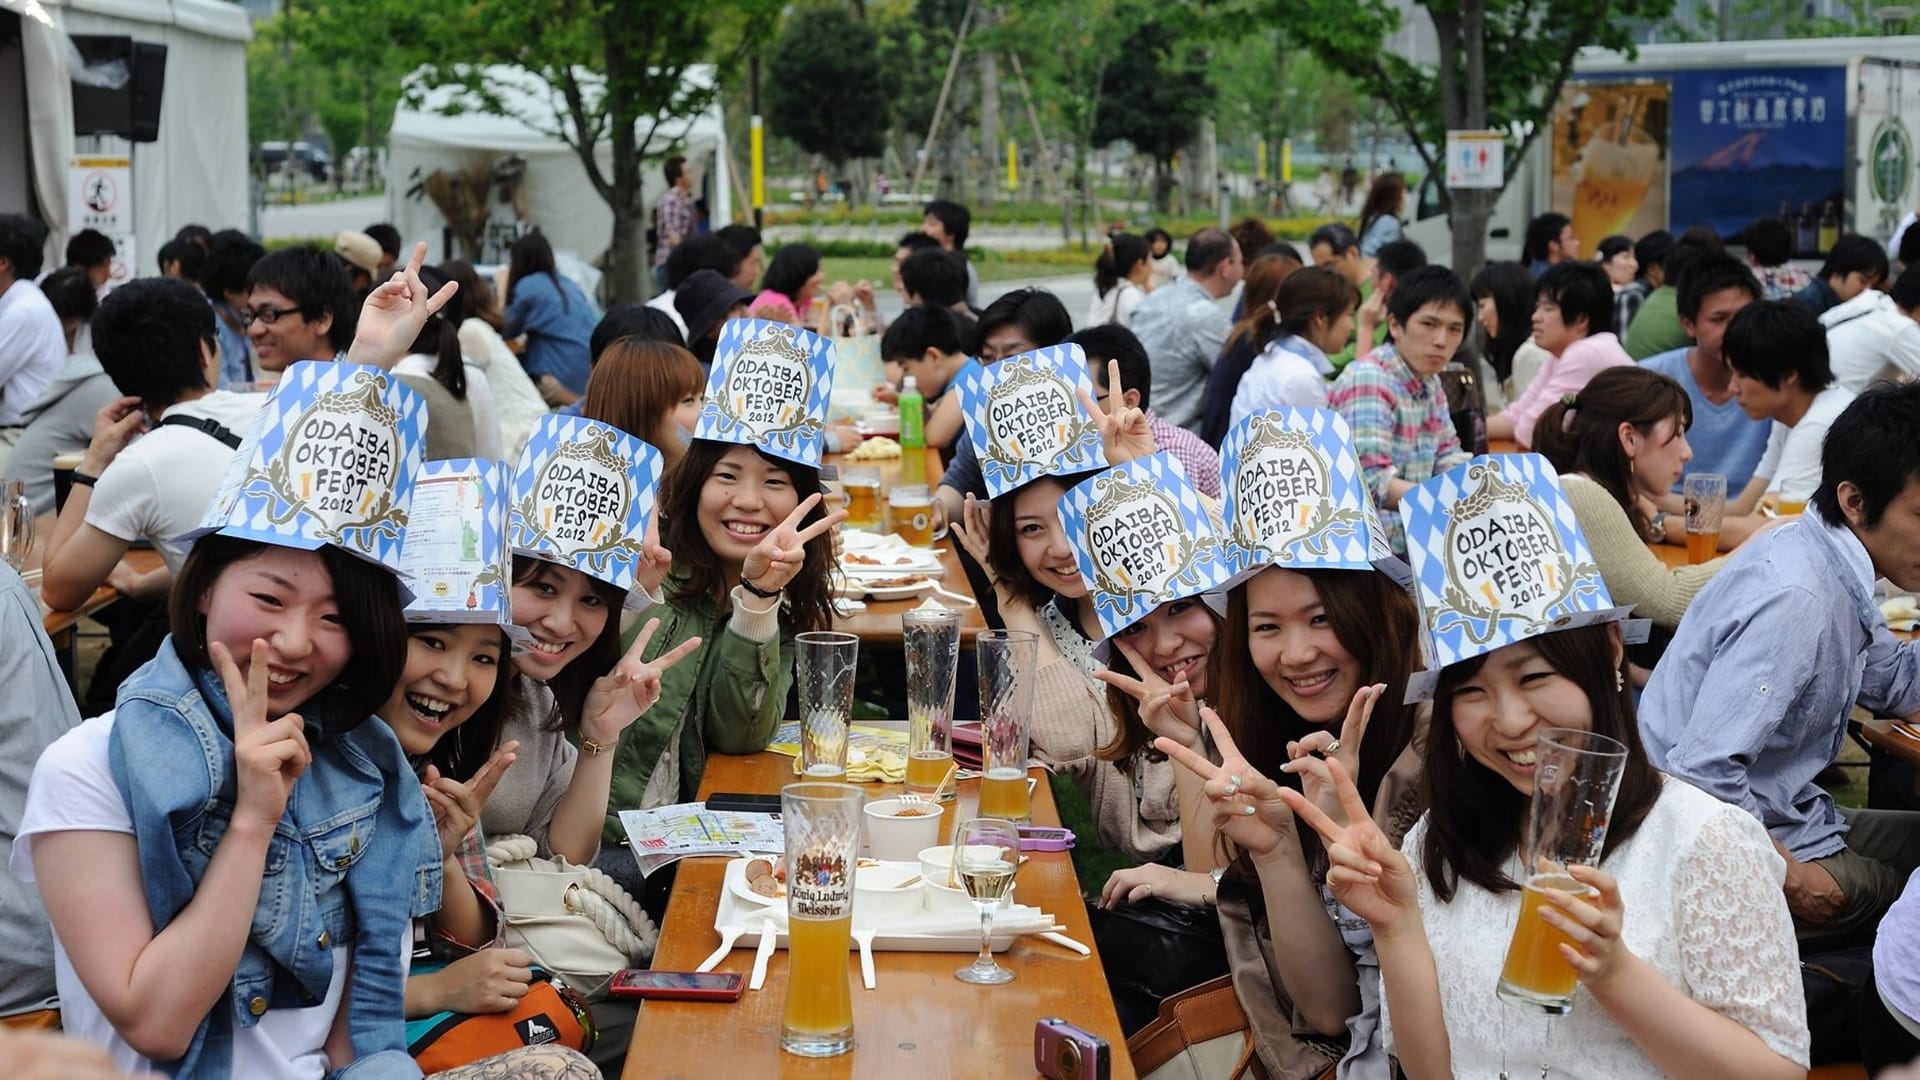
[39,279,267,611]
[1722,300,1855,521]
[1822,275,1920,393]
[0,215,68,440]
[1132,228,1244,431]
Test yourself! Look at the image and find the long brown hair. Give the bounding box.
[1358,172,1407,241]
[1423,623,1660,901]
[1207,568,1422,845]
[1532,366,1692,538]
[511,555,625,733]
[1223,254,1301,356]
[581,339,704,455]
[658,439,836,636]
[986,475,1089,611]
[441,259,504,332]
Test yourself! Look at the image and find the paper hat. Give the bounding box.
[191,361,424,578]
[400,458,514,627]
[1058,453,1235,645]
[957,343,1109,499]
[1401,454,1629,673]
[694,318,837,469]
[507,413,663,604]
[1219,409,1408,585]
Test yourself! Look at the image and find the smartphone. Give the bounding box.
[607,970,744,1002]
[1035,1018,1111,1080]
[704,792,783,815]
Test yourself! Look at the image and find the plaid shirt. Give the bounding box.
[1148,411,1223,499]
[1329,343,1470,555]
[424,825,505,955]
[654,187,695,267]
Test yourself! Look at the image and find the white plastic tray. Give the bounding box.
[712,858,1051,954]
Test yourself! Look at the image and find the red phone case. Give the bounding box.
[607,970,744,1002]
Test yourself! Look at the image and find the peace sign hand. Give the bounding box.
[213,639,311,833]
[579,618,704,745]
[739,493,848,595]
[633,515,672,600]
[1276,757,1419,931]
[347,241,460,370]
[1280,683,1383,827]
[1154,707,1295,857]
[1094,636,1203,752]
[949,494,1019,606]
[1077,358,1159,466]
[421,741,519,861]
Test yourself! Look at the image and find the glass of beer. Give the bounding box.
[1776,494,1808,517]
[797,632,859,781]
[781,781,864,1056]
[1496,728,1630,1015]
[976,629,1039,822]
[890,484,935,547]
[952,816,1023,985]
[842,467,883,532]
[0,480,32,572]
[1683,472,1726,565]
[904,605,962,798]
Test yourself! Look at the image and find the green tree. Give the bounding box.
[1092,18,1213,214]
[766,5,892,204]
[1261,0,1675,271]
[403,0,779,302]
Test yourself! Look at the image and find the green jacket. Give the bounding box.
[600,579,795,844]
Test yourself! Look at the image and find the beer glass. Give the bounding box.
[1496,728,1630,1014]
[890,484,934,547]
[781,781,863,1056]
[0,480,33,572]
[1683,473,1726,565]
[903,606,961,798]
[797,632,859,781]
[841,467,883,532]
[952,816,1022,986]
[976,630,1039,822]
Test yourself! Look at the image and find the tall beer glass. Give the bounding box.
[1496,728,1629,1014]
[903,605,962,797]
[976,630,1039,822]
[797,631,859,780]
[781,781,863,1057]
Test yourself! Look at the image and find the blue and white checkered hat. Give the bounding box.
[1058,453,1235,647]
[1219,409,1408,586]
[693,318,837,469]
[508,414,662,606]
[189,361,424,581]
[956,344,1108,499]
[1401,453,1629,674]
[400,458,515,628]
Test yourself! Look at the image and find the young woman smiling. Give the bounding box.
[1533,366,1726,633]
[1114,566,1425,1079]
[1261,623,1809,1079]
[597,439,846,861]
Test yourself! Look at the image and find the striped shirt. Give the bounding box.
[1329,343,1470,555]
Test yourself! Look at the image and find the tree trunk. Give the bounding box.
[976,21,1000,210]
[608,202,648,306]
[1152,159,1174,214]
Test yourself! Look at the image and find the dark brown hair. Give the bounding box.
[168,534,407,728]
[1223,254,1301,356]
[512,555,625,733]
[658,439,836,636]
[1423,623,1659,901]
[1358,172,1407,242]
[1096,598,1221,774]
[402,623,523,782]
[1273,265,1359,340]
[986,475,1089,611]
[581,339,704,455]
[1532,366,1692,538]
[441,259,504,333]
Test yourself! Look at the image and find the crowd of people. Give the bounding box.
[5,165,1920,1080]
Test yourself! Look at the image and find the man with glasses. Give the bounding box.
[244,246,356,374]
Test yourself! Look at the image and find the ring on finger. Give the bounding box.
[1318,739,1342,757]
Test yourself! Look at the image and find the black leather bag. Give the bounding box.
[1087,896,1231,1036]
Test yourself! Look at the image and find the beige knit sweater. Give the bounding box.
[1028,652,1182,864]
[1561,473,1724,630]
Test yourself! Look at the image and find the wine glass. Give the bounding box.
[952,816,1022,985]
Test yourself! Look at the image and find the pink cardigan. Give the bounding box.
[1506,332,1634,447]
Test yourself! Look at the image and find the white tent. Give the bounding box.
[2,0,251,276]
[386,64,732,268]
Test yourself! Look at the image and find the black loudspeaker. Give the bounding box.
[69,35,165,143]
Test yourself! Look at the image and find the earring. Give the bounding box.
[1615,669,1626,692]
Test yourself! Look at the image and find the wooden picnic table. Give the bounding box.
[29,541,163,639]
[622,751,1135,1079]
[827,447,986,649]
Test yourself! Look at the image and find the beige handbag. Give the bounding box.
[1127,975,1270,1080]
[485,835,658,998]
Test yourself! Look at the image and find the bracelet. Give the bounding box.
[739,577,782,600]
[580,734,615,757]
[71,470,98,488]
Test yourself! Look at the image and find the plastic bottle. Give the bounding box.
[898,375,926,486]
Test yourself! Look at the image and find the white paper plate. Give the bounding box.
[714,859,1050,953]
[834,579,933,601]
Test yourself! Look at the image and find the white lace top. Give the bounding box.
[1383,776,1809,1078]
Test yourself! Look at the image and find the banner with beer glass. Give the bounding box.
[1550,80,1671,259]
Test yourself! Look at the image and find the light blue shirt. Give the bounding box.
[1133,276,1230,432]
[1640,347,1771,493]
[1640,510,1920,859]
[212,298,252,388]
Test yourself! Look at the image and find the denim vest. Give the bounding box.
[107,639,441,1079]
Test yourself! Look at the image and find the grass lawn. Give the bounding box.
[819,255,1090,291]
